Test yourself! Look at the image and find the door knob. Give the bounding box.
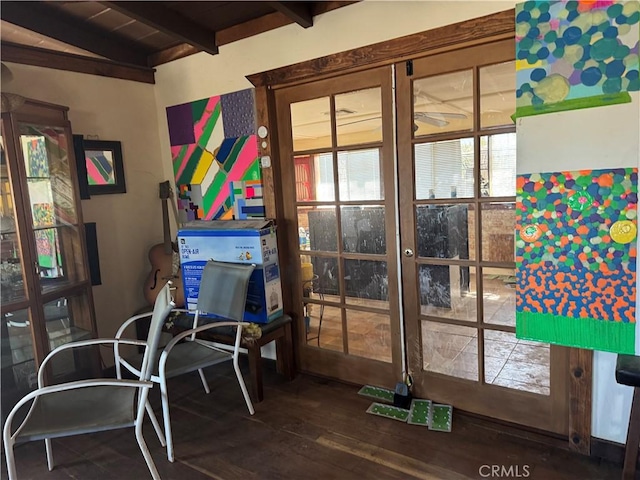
[404,248,414,257]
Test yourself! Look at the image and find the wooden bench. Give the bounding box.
[167,313,294,402]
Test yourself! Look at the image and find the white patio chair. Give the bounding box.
[3,281,175,480]
[116,260,256,462]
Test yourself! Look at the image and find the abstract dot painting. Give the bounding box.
[515,0,639,117]
[516,168,638,354]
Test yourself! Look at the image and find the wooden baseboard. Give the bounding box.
[591,436,632,467]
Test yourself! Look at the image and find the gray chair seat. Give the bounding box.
[123,342,232,378]
[16,385,136,442]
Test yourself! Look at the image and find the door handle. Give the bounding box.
[404,248,414,257]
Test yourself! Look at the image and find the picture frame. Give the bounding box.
[73,136,126,196]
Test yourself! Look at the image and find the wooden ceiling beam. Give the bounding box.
[1,1,150,67]
[1,42,155,84]
[103,1,218,56]
[267,2,313,28]
[149,1,357,67]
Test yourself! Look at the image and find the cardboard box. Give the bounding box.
[178,220,283,324]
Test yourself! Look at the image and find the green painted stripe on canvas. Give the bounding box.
[516,311,635,354]
[512,92,631,120]
[177,146,204,186]
[172,144,189,177]
[197,102,221,150]
[241,158,261,181]
[190,98,210,124]
[202,171,228,213]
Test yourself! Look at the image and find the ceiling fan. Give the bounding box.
[413,111,467,128]
[335,85,470,129]
[337,110,468,130]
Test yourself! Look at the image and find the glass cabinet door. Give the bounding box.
[18,124,87,294]
[1,100,98,421]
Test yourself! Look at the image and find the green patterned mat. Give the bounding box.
[407,399,432,426]
[366,402,410,422]
[358,385,394,403]
[429,404,453,432]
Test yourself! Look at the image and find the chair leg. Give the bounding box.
[233,355,255,415]
[623,387,640,480]
[145,400,167,447]
[4,438,17,480]
[198,368,210,394]
[160,378,175,462]
[317,304,324,347]
[45,438,54,471]
[136,392,161,480]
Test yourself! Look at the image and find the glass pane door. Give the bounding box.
[397,39,569,434]
[276,66,401,387]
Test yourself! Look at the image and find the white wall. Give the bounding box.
[592,351,633,443]
[4,64,166,359]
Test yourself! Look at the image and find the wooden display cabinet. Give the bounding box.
[1,98,98,418]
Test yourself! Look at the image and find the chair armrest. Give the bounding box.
[4,378,153,441]
[38,338,147,388]
[115,311,155,339]
[164,321,248,351]
[159,321,249,373]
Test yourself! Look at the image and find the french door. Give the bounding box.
[275,67,402,387]
[275,39,570,434]
[396,39,569,434]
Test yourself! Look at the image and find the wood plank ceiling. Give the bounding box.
[0,1,357,83]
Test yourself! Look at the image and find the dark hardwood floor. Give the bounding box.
[2,360,623,479]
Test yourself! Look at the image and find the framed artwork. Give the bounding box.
[74,137,126,196]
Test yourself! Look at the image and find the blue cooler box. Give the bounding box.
[178,220,283,324]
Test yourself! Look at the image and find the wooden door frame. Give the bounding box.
[273,65,401,387]
[247,8,592,454]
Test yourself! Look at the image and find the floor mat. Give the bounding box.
[429,404,453,432]
[366,402,410,422]
[358,385,395,403]
[407,399,432,426]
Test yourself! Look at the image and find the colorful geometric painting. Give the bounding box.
[85,150,115,185]
[22,135,48,177]
[515,0,640,118]
[230,180,266,219]
[516,168,638,353]
[166,88,264,221]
